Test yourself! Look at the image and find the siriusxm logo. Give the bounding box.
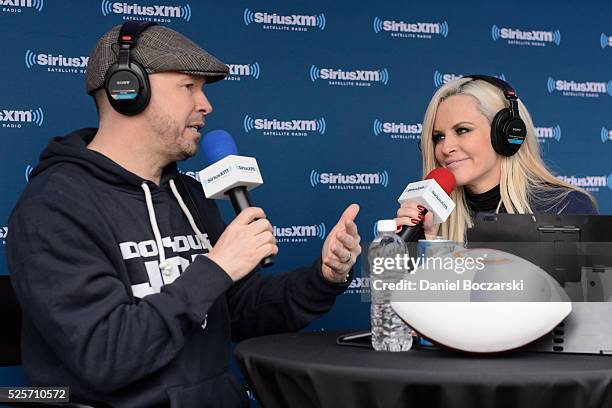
[373,119,421,140]
[235,164,257,172]
[244,8,325,31]
[25,49,88,74]
[431,189,448,210]
[25,164,33,182]
[372,16,448,39]
[0,226,7,244]
[348,277,370,289]
[1,108,43,128]
[310,65,389,87]
[244,115,325,137]
[273,223,326,243]
[203,168,230,185]
[433,70,506,87]
[310,170,389,190]
[547,77,612,98]
[404,185,425,194]
[101,1,191,22]
[535,125,562,143]
[601,127,612,143]
[558,174,612,192]
[226,62,260,81]
[1,0,43,12]
[345,276,371,294]
[491,25,561,46]
[600,33,612,49]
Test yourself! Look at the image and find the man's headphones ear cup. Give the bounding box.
[490,108,527,157]
[104,58,151,116]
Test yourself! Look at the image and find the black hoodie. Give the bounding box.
[7,128,350,407]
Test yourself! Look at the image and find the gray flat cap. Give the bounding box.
[86,24,229,94]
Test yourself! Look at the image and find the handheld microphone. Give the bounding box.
[397,168,457,242]
[198,130,274,268]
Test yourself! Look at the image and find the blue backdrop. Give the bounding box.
[1,0,612,397]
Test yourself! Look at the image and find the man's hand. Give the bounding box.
[208,207,278,282]
[321,204,362,283]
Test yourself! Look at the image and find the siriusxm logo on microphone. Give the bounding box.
[1,0,43,13]
[601,127,612,143]
[491,25,561,47]
[373,119,421,141]
[310,170,389,190]
[557,174,612,192]
[600,33,612,49]
[243,8,325,32]
[372,16,448,39]
[244,115,325,137]
[547,77,612,98]
[309,65,389,87]
[1,107,44,129]
[433,70,506,87]
[101,1,192,22]
[273,223,326,243]
[431,189,448,210]
[234,164,257,173]
[203,168,230,185]
[535,126,562,143]
[225,62,260,81]
[25,49,88,74]
[404,185,425,194]
[0,226,7,245]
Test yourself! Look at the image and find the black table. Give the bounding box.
[235,331,612,408]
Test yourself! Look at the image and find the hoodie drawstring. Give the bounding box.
[141,179,207,275]
[141,182,172,275]
[168,179,206,242]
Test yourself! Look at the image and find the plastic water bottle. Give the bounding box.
[369,219,413,352]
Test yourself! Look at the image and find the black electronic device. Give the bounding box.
[466,75,527,157]
[104,21,157,115]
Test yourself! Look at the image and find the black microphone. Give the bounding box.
[398,208,429,242]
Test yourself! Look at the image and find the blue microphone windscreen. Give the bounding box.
[202,130,238,164]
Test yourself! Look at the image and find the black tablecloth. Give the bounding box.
[235,331,612,408]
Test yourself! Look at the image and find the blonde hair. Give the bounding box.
[420,77,597,242]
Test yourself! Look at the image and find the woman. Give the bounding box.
[397,76,598,243]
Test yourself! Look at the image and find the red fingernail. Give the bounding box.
[411,218,419,224]
[417,205,425,211]
[418,215,424,220]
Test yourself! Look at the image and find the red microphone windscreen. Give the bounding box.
[425,167,456,195]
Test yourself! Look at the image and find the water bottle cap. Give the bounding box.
[376,219,397,233]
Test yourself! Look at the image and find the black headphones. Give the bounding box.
[104,21,157,116]
[466,75,527,157]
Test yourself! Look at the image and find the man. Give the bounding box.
[7,22,361,407]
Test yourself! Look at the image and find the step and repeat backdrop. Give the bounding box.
[1,0,612,392]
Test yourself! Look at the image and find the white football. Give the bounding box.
[390,248,572,353]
